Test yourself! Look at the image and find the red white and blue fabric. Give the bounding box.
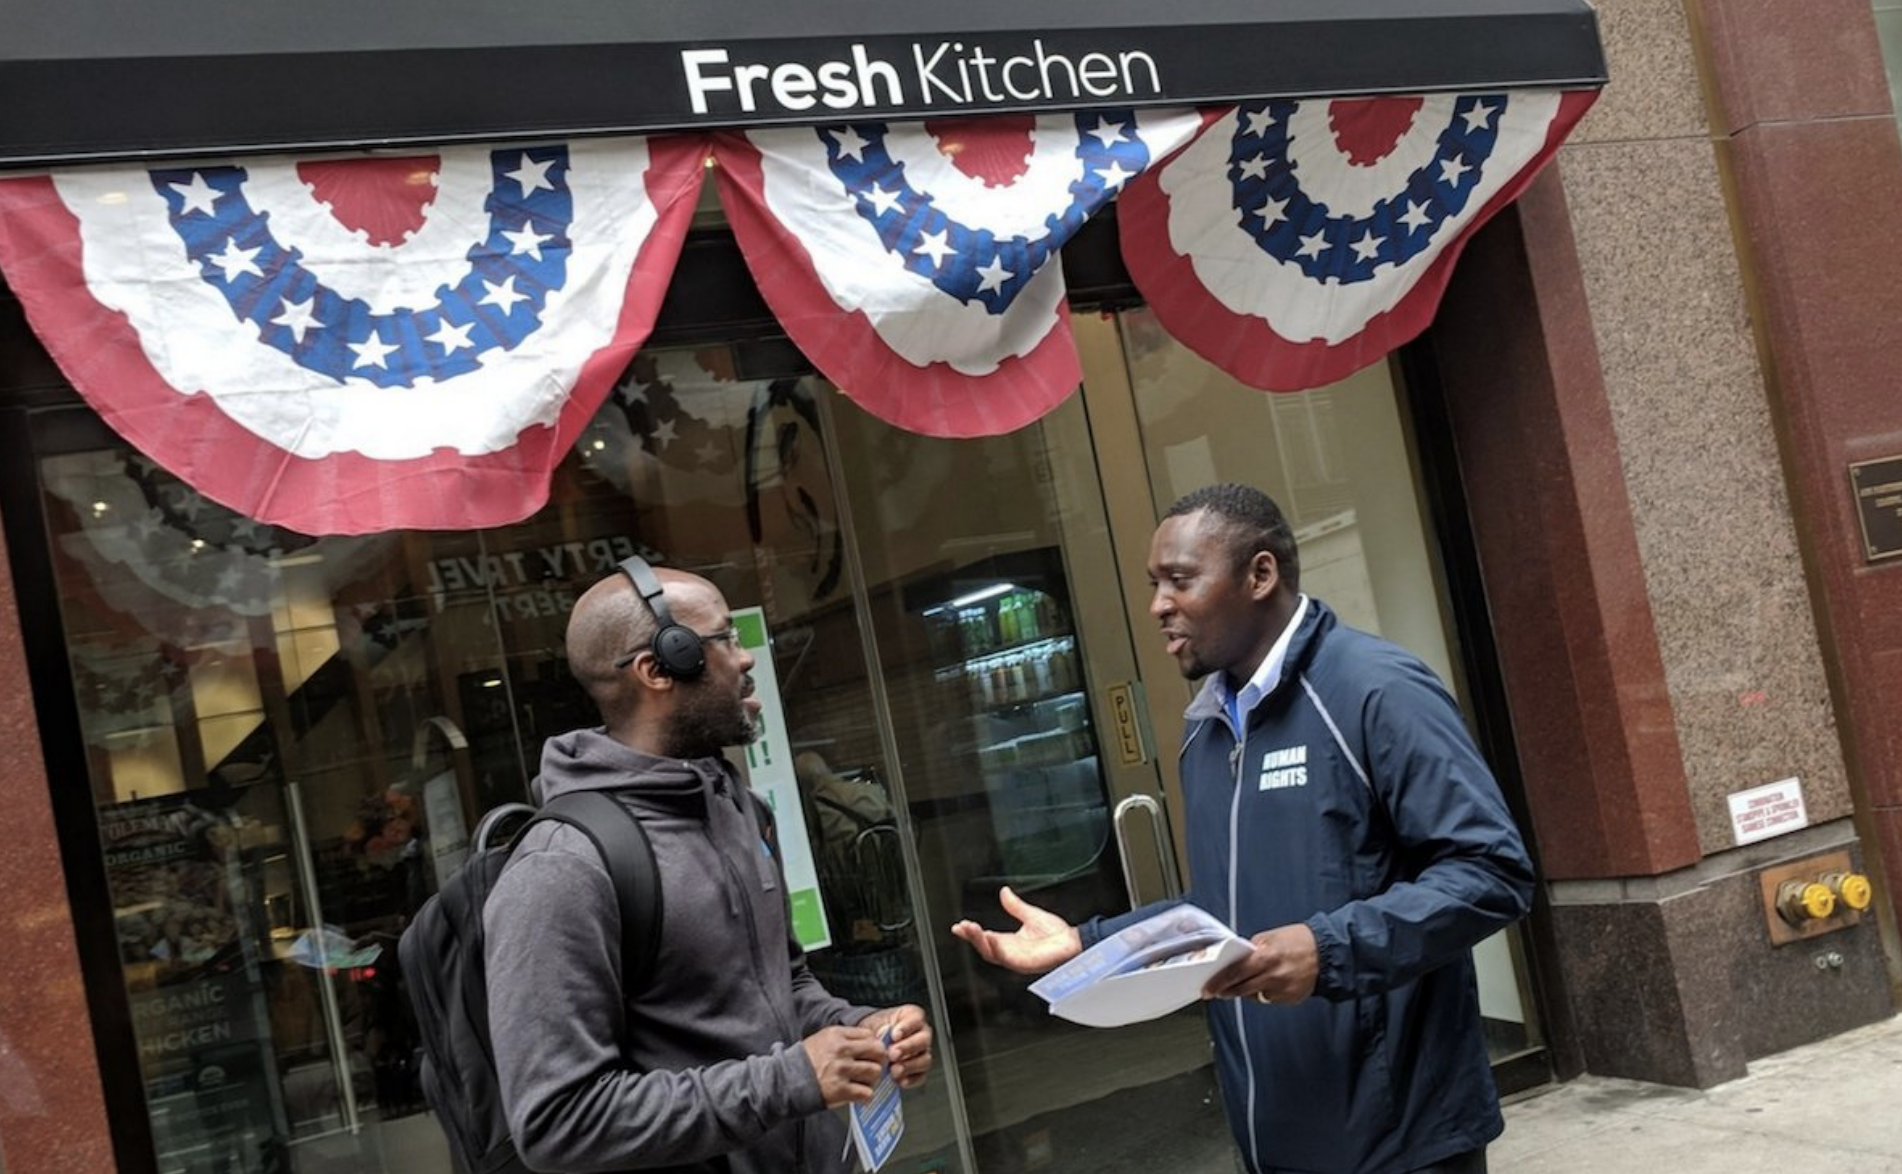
[0,92,1597,535]
[713,110,1200,436]
[0,136,706,534]
[1119,90,1597,391]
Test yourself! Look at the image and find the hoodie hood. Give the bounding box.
[531,726,739,818]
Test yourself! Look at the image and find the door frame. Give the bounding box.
[1065,300,1558,1095]
[0,404,166,1174]
[1395,337,1562,1094]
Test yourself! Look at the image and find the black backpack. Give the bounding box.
[398,789,661,1174]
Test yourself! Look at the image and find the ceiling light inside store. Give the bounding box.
[949,582,1016,608]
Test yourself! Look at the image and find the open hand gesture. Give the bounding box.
[951,886,1081,975]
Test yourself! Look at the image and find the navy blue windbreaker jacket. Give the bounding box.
[1080,600,1535,1174]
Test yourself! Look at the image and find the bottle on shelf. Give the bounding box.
[998,593,1020,646]
[1035,592,1061,638]
[961,606,996,655]
[1050,643,1078,694]
[1030,645,1053,697]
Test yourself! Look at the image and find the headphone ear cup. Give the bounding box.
[653,624,707,680]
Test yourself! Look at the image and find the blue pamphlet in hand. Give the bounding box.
[847,1026,904,1172]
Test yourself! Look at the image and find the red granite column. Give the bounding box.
[0,521,117,1171]
[1430,169,1703,883]
[1694,0,1902,963]
[1427,172,1718,1084]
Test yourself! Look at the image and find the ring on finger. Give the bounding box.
[1254,991,1273,1005]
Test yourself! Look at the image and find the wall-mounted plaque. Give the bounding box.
[1849,456,1902,562]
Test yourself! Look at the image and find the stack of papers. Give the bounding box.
[1029,904,1251,1027]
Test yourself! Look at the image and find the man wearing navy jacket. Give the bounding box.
[954,482,1535,1174]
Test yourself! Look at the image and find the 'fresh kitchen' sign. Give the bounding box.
[682,37,1165,117]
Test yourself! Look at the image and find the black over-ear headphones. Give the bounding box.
[618,555,706,680]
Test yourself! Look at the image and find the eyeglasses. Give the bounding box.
[612,627,742,670]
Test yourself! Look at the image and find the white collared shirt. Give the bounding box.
[1219,594,1310,737]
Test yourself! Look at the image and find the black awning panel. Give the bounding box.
[1,0,1605,165]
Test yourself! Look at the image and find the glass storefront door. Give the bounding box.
[24,299,1538,1174]
[1073,308,1543,1073]
[818,371,1229,1173]
[817,307,1543,1172]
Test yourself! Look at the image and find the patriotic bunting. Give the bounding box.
[0,93,1595,534]
[712,110,1199,437]
[1119,90,1597,391]
[0,136,707,535]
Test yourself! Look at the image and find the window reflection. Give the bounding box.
[38,344,949,1174]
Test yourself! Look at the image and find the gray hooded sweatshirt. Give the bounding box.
[485,727,872,1173]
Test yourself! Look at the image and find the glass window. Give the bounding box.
[34,344,952,1174]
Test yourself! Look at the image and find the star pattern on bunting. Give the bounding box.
[817,111,1165,311]
[349,332,399,369]
[1225,93,1514,283]
[147,147,580,387]
[2,133,710,534]
[208,238,263,283]
[503,219,554,260]
[1119,85,1595,395]
[272,297,323,343]
[170,173,222,216]
[426,319,476,354]
[505,153,557,196]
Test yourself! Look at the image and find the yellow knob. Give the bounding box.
[1802,882,1835,919]
[1823,872,1874,912]
[1777,879,1836,924]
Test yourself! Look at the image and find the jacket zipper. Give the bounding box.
[703,805,805,1172]
[1226,723,1262,1174]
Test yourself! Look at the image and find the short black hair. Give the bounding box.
[1164,483,1300,593]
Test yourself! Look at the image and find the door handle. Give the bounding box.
[1112,793,1181,908]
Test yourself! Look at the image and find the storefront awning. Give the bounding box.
[3,0,1604,165]
[0,3,1605,536]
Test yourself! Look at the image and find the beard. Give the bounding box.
[1173,641,1215,681]
[1179,655,1214,681]
[667,677,761,759]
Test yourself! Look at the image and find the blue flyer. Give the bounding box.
[848,1026,905,1172]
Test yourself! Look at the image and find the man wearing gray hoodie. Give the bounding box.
[484,561,933,1173]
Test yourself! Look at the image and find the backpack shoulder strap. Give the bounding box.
[535,790,663,994]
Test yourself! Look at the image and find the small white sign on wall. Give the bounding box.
[1728,777,1808,846]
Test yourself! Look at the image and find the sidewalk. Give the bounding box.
[1496,1013,1902,1172]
